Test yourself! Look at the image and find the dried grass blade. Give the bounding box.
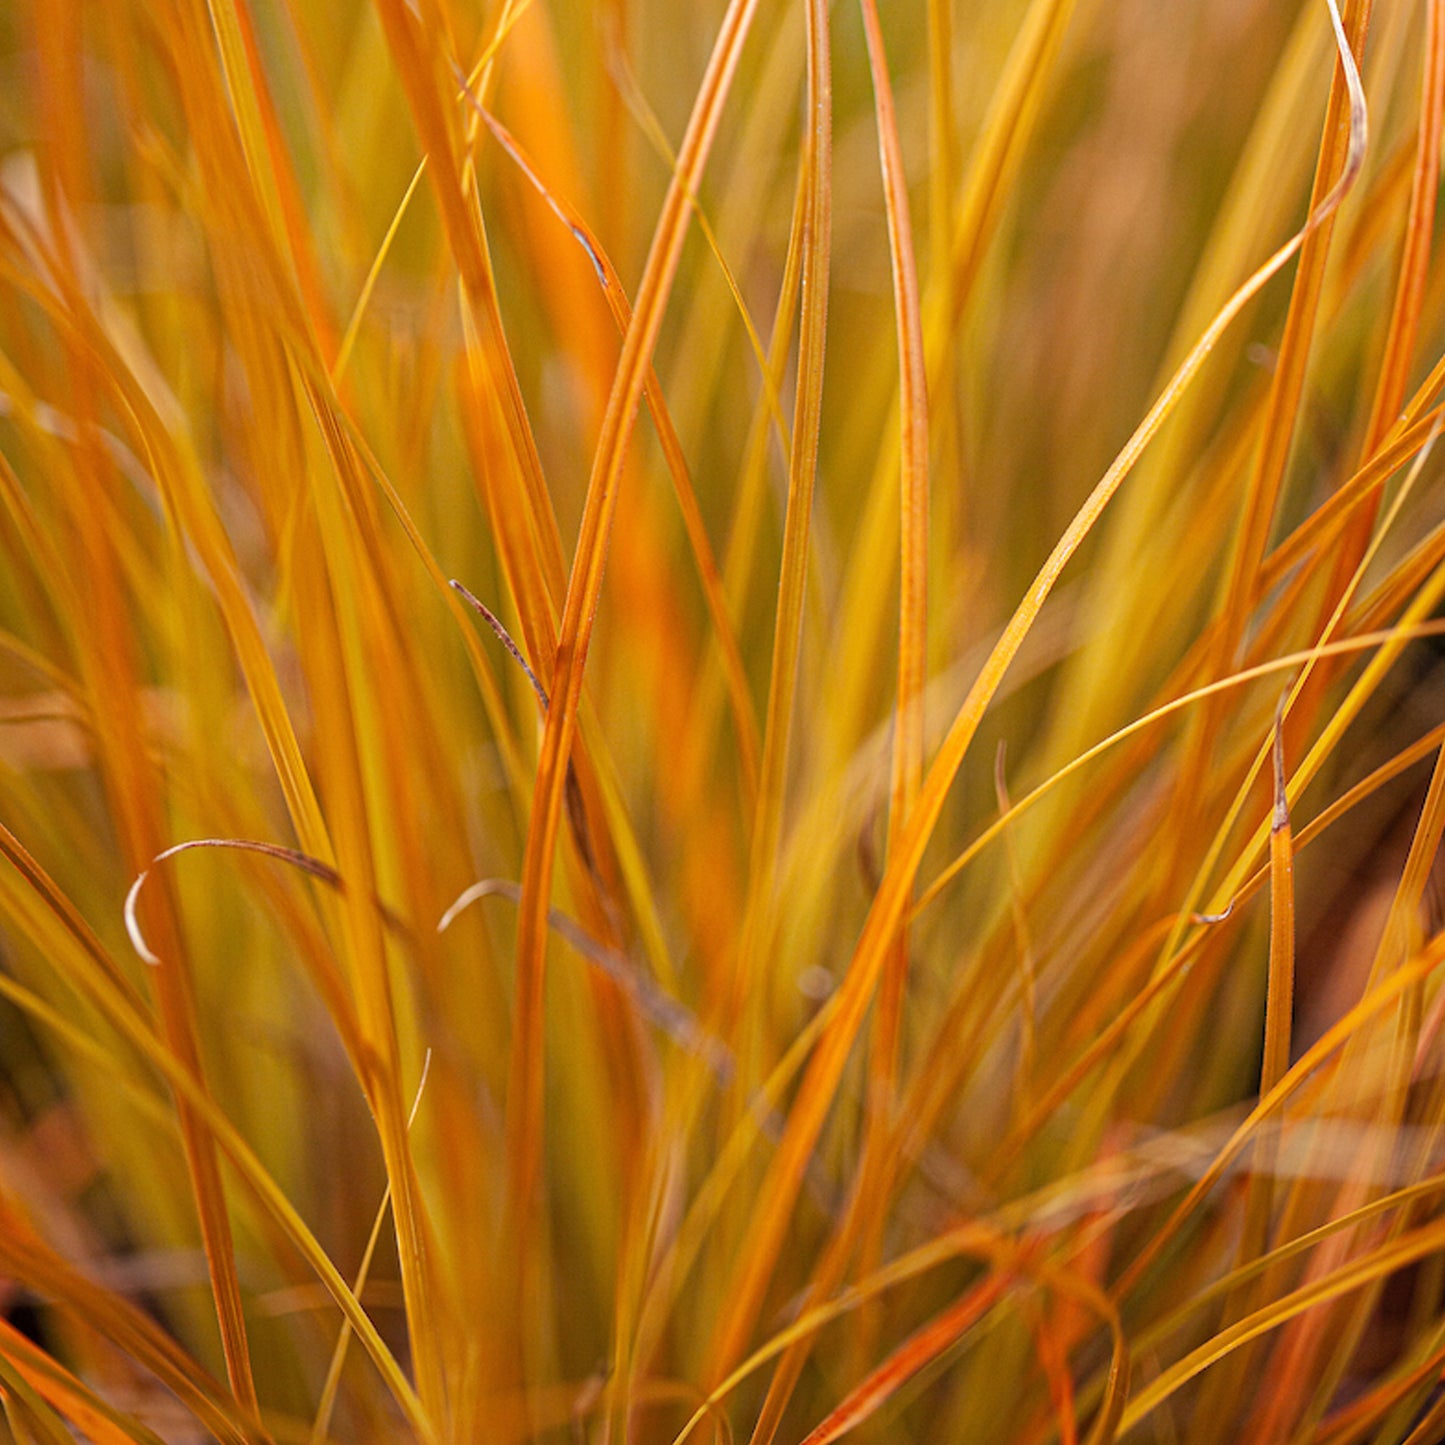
[932,0,1078,345]
[0,1345,96,1445]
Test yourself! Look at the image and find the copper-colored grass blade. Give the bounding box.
[672,1224,1126,1445]
[1209,0,1369,667]
[859,0,927,845]
[25,281,331,862]
[1400,1378,1445,1445]
[307,1051,430,1445]
[1322,0,1445,597]
[931,0,1079,349]
[11,0,1445,1439]
[7,274,264,1424]
[1344,511,1445,639]
[670,160,808,829]
[994,918,1222,1178]
[857,0,928,1203]
[331,159,428,386]
[1258,404,1445,599]
[1126,1163,1445,1370]
[0,822,149,1020]
[439,876,730,1075]
[994,742,1039,1115]
[916,620,1445,923]
[1309,1324,1445,1445]
[721,0,832,1076]
[207,0,338,358]
[1243,628,1445,1438]
[794,1271,1012,1445]
[813,0,1077,833]
[1166,0,1369,932]
[373,0,571,711]
[1038,1,1325,776]
[0,1344,92,1445]
[702,0,832,1382]
[1116,926,1445,1302]
[671,1223,1016,1444]
[1120,1211,1445,1435]
[1205,561,1445,965]
[602,26,796,460]
[715,3,928,1421]
[1106,416,1442,1051]
[0,1205,252,1445]
[0,1317,167,1445]
[1262,702,1296,1101]
[1026,1301,1080,1445]
[502,0,769,1255]
[1192,705,1300,1422]
[457,90,761,802]
[300,369,530,799]
[630,991,848,1409]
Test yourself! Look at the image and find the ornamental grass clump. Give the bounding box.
[3,0,1445,1440]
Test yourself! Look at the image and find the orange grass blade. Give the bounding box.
[1257,403,1445,591]
[1262,700,1296,1100]
[458,88,761,801]
[795,1272,1013,1445]
[1116,925,1445,1302]
[1331,0,1445,573]
[601,36,796,461]
[10,1,1445,1439]
[995,741,1039,1114]
[1119,1211,1445,1434]
[733,0,832,975]
[504,0,768,1258]
[0,1317,166,1445]
[858,0,929,1158]
[325,0,537,392]
[671,1224,1127,1445]
[859,0,928,840]
[931,0,1079,348]
[0,1344,98,1445]
[0,1209,252,1445]
[1212,0,1370,660]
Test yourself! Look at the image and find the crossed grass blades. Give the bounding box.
[3,0,1445,1440]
